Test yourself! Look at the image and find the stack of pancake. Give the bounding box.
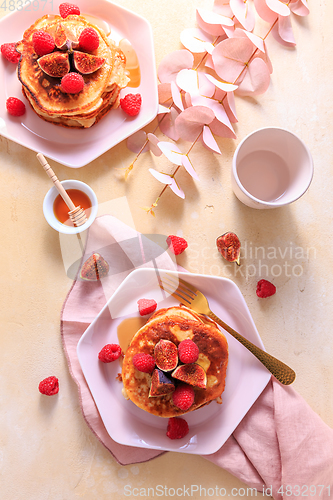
[122,306,229,418]
[16,14,129,128]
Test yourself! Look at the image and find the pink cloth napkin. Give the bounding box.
[61,215,333,498]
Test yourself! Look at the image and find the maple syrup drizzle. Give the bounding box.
[119,38,141,88]
[117,316,147,354]
[82,13,111,36]
[53,189,92,226]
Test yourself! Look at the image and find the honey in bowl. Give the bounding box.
[53,189,92,226]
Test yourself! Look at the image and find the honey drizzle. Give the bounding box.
[119,38,141,88]
[117,316,147,354]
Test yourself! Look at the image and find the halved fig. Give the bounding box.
[64,26,79,50]
[216,232,241,266]
[149,369,175,397]
[38,52,70,78]
[73,51,105,74]
[80,253,109,281]
[154,339,178,372]
[172,363,207,389]
[54,24,67,49]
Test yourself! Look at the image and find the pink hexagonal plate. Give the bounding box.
[77,268,271,455]
[0,0,158,167]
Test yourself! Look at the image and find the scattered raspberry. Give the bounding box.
[256,279,276,298]
[32,30,55,56]
[132,352,155,373]
[172,384,195,411]
[1,42,20,63]
[137,298,157,316]
[98,344,122,363]
[61,72,84,93]
[6,97,26,117]
[166,235,188,255]
[59,2,80,18]
[178,339,199,364]
[39,376,59,396]
[120,93,142,116]
[166,417,189,440]
[79,27,100,52]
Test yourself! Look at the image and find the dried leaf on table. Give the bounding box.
[158,50,194,83]
[175,106,215,142]
[230,0,256,32]
[202,125,222,154]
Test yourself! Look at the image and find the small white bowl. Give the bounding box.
[43,180,98,234]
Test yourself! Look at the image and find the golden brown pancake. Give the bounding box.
[16,14,129,128]
[122,306,229,418]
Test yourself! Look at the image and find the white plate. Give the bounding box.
[0,0,158,167]
[77,268,271,455]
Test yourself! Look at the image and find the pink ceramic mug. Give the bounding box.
[231,127,314,209]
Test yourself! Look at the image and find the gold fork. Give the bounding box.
[160,274,296,385]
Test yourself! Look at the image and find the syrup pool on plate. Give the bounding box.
[53,189,92,226]
[82,13,111,36]
[237,150,290,202]
[117,316,147,353]
[119,38,141,88]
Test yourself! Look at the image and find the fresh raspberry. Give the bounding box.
[59,2,80,18]
[172,384,195,411]
[256,279,276,298]
[6,97,26,117]
[178,339,199,364]
[79,27,100,52]
[98,344,122,363]
[61,72,84,93]
[1,42,20,63]
[132,352,155,373]
[38,376,59,396]
[166,417,189,440]
[120,93,142,116]
[32,30,55,56]
[137,298,157,316]
[166,235,188,255]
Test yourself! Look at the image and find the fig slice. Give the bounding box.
[80,253,109,281]
[149,369,175,397]
[38,52,70,78]
[216,232,241,266]
[54,24,67,49]
[172,363,207,389]
[154,339,178,372]
[73,51,105,74]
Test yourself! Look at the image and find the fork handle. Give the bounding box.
[208,311,296,385]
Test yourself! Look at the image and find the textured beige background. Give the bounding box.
[1,0,332,498]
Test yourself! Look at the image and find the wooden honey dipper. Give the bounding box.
[37,153,87,227]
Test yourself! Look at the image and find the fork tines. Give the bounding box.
[159,273,197,305]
